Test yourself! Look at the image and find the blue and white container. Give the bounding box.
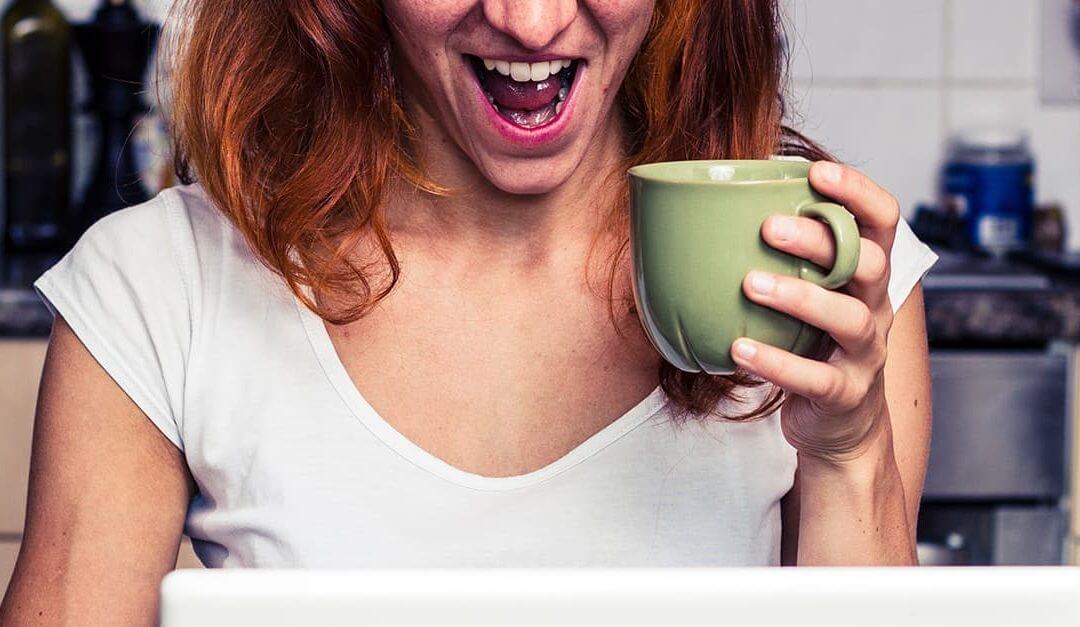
[942,128,1035,256]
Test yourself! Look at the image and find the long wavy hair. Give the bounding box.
[163,0,834,422]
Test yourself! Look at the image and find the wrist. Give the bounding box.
[794,409,916,565]
[797,409,897,487]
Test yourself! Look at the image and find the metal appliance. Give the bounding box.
[917,250,1071,565]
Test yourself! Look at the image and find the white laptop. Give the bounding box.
[161,567,1080,626]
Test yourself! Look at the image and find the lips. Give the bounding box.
[466,55,579,130]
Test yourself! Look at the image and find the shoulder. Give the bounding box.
[55,183,271,310]
[79,183,249,272]
[32,183,265,450]
[34,182,270,355]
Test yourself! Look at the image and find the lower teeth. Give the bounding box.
[501,104,558,127]
[490,90,568,128]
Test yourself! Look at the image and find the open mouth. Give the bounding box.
[466,54,581,129]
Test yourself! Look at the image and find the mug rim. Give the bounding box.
[627,159,811,186]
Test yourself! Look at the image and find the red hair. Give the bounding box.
[164,0,833,421]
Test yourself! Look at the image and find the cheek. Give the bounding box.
[384,0,472,33]
[585,0,655,92]
[586,0,656,41]
[383,0,472,64]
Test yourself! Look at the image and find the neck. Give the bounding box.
[382,100,630,272]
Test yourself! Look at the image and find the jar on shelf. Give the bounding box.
[942,127,1035,258]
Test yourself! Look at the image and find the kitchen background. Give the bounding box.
[1,0,1079,586]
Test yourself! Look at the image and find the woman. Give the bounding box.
[2,0,937,623]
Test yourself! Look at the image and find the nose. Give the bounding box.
[482,1,577,51]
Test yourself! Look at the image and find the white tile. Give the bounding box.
[787,83,945,215]
[783,0,944,81]
[1030,107,1080,250]
[949,0,1039,81]
[946,86,1038,133]
[1041,0,1080,103]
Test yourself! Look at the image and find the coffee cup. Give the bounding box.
[628,159,860,375]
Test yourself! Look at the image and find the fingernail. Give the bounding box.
[734,340,757,360]
[750,272,775,294]
[818,161,843,185]
[770,216,796,241]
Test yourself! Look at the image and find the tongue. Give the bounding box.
[485,73,561,111]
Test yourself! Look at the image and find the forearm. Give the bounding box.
[794,414,917,565]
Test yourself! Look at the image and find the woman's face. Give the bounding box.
[384,1,654,195]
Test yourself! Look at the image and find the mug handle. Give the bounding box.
[795,202,861,289]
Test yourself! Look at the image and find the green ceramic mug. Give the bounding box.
[628,159,861,375]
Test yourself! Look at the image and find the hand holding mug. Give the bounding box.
[731,161,901,465]
[629,159,899,465]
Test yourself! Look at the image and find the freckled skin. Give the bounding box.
[383,0,655,195]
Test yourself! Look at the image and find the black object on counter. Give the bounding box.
[72,0,159,240]
[1,0,72,257]
[911,204,972,252]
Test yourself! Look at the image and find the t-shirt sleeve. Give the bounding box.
[888,214,939,314]
[33,191,195,450]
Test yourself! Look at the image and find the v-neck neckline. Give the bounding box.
[294,294,669,492]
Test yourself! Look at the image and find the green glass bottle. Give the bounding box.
[2,0,71,255]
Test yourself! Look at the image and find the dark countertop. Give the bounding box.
[4,247,1080,346]
[922,249,1080,347]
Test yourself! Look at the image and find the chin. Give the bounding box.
[474,153,585,196]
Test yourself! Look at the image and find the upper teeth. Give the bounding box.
[482,58,572,82]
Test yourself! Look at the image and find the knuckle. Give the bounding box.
[862,240,889,281]
[815,374,845,402]
[849,166,871,193]
[883,195,901,228]
[849,378,872,406]
[853,304,877,341]
[825,372,867,409]
[837,163,855,184]
[770,352,792,384]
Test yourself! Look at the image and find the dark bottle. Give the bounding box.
[73,0,158,235]
[2,0,72,255]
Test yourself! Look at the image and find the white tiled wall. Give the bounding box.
[950,0,1040,81]
[784,0,1080,251]
[785,0,945,80]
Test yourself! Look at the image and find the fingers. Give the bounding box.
[742,270,883,356]
[808,161,901,256]
[761,215,891,301]
[730,335,859,409]
[762,215,836,269]
[850,237,890,301]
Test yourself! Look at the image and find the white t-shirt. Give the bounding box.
[34,183,939,568]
